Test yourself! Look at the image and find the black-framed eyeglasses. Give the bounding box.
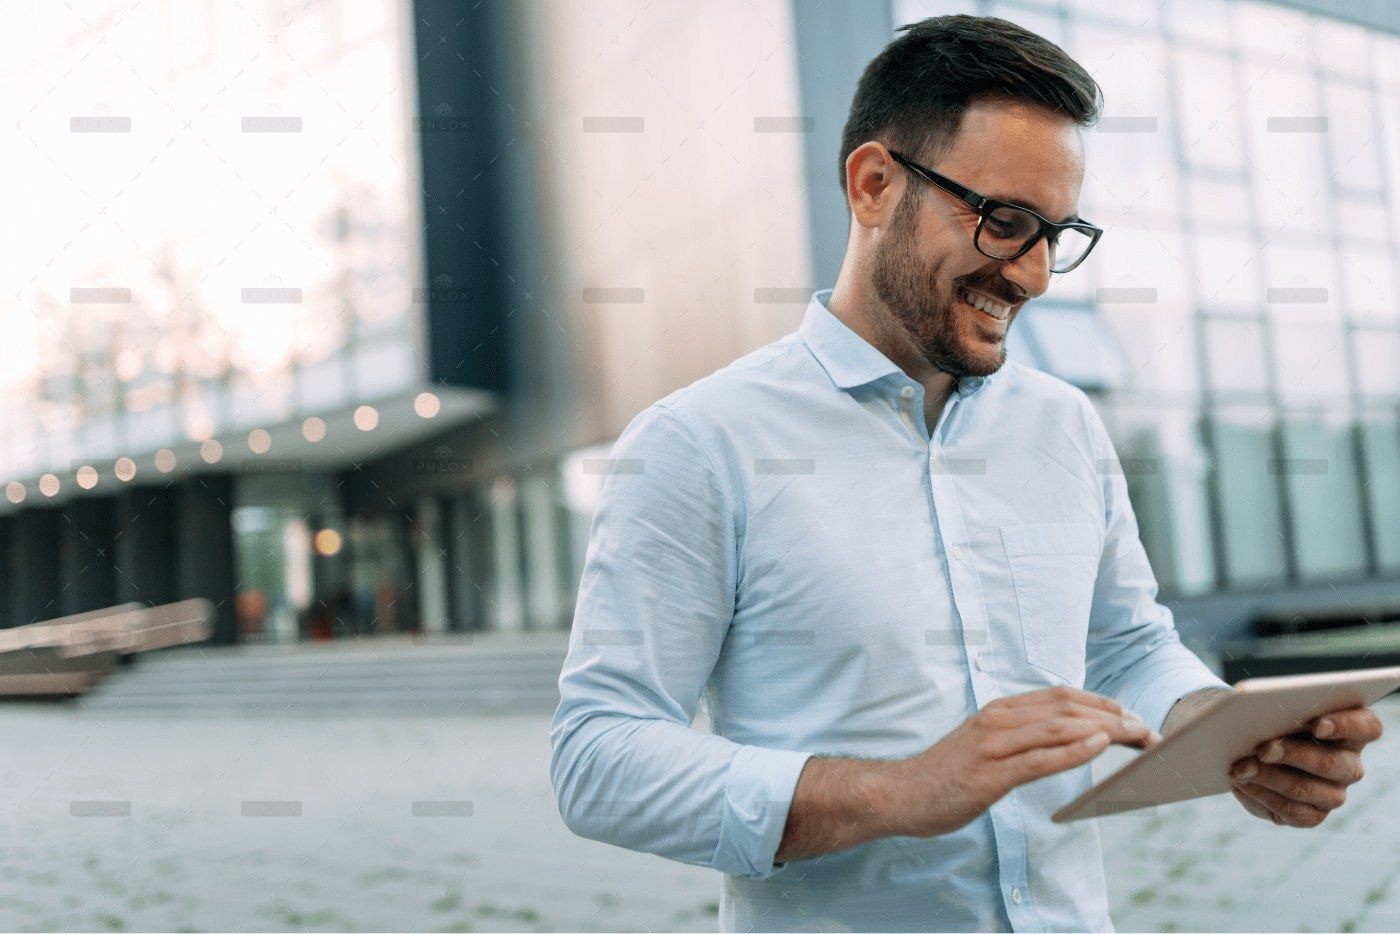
[888,150,1103,274]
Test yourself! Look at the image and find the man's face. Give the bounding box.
[870,98,1087,378]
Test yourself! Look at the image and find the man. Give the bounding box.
[550,14,1382,932]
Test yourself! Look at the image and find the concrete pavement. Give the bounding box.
[4,635,1400,932]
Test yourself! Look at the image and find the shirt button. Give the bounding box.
[952,545,963,560]
[976,655,989,672]
[900,385,915,398]
[1012,887,1023,904]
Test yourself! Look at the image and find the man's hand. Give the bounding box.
[1228,707,1384,827]
[776,685,1155,862]
[886,685,1158,838]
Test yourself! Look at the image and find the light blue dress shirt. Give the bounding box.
[550,290,1227,932]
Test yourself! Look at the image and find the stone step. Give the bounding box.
[80,688,563,715]
[105,660,565,684]
[76,634,572,715]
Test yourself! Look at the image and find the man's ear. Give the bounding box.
[845,142,904,231]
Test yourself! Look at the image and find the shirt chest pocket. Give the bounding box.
[1001,523,1102,686]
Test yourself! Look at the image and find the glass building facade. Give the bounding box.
[886,0,1400,608]
[3,0,1397,646]
[0,1,548,640]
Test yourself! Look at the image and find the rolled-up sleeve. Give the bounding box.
[549,404,813,879]
[1080,405,1229,733]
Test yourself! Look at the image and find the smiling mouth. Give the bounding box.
[959,287,1014,322]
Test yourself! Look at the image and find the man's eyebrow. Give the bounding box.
[987,192,1080,225]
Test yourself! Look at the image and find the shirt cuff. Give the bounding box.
[714,745,814,880]
[1121,665,1231,735]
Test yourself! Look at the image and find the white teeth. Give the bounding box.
[962,289,1010,321]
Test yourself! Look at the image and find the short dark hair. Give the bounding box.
[837,15,1102,197]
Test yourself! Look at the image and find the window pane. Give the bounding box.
[1380,93,1400,209]
[1324,81,1383,194]
[1247,69,1328,235]
[1271,314,1349,406]
[1077,29,1175,218]
[1173,47,1245,171]
[1336,198,1392,253]
[1065,0,1159,28]
[1359,417,1400,572]
[1107,305,1200,396]
[1085,227,1192,312]
[1232,3,1311,69]
[1117,407,1216,595]
[1187,176,1252,234]
[1281,416,1368,581]
[891,0,964,23]
[1021,304,1129,390]
[1264,242,1336,318]
[1211,410,1287,585]
[1193,234,1262,313]
[1374,33,1400,93]
[1205,318,1269,395]
[1164,0,1233,50]
[1341,250,1398,324]
[1354,327,1400,399]
[1312,17,1371,82]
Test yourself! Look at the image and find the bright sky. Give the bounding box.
[0,0,417,480]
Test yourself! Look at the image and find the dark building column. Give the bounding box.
[60,497,117,616]
[411,0,519,396]
[397,507,422,633]
[9,507,63,626]
[176,475,238,646]
[113,486,179,608]
[445,491,490,632]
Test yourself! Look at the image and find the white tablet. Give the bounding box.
[1052,665,1400,823]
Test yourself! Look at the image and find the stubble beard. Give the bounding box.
[870,190,1011,379]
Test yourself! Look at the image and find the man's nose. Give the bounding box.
[1000,236,1053,299]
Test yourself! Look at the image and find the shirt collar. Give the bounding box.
[798,289,996,397]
